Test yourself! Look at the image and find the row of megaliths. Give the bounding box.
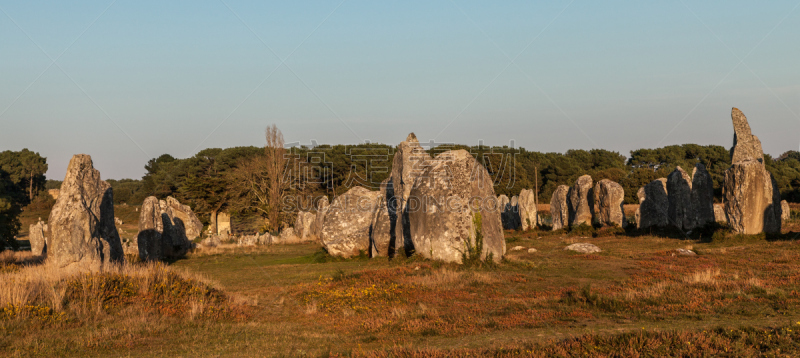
[635,108,782,234]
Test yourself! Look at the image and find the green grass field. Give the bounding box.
[5,217,800,357]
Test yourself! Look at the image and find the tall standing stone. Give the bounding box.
[391,133,432,256]
[550,185,570,231]
[723,108,781,234]
[137,196,163,261]
[634,187,646,228]
[313,196,329,240]
[638,178,669,229]
[48,155,123,271]
[518,189,537,231]
[594,179,626,227]
[691,163,716,227]
[29,219,48,256]
[370,178,393,257]
[667,166,694,231]
[568,175,594,227]
[408,150,504,263]
[501,195,521,230]
[321,186,381,258]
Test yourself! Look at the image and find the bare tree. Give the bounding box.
[265,125,288,231]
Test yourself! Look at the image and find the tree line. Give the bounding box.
[0,149,48,248]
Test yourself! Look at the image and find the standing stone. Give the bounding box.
[391,133,432,256]
[667,166,694,231]
[724,161,781,234]
[369,195,392,258]
[714,204,728,223]
[278,227,299,244]
[634,187,646,228]
[518,189,538,231]
[568,175,594,227]
[723,108,781,234]
[294,211,316,241]
[321,186,381,258]
[408,150,505,263]
[691,163,716,227]
[638,178,669,229]
[164,196,203,240]
[137,196,164,261]
[137,196,194,260]
[782,200,791,222]
[501,195,521,230]
[550,185,570,231]
[313,196,329,240]
[29,220,48,256]
[594,179,626,227]
[47,155,123,271]
[370,178,393,258]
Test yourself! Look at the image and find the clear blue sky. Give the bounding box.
[2,0,799,180]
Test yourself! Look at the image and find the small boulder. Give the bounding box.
[510,245,524,251]
[675,248,696,256]
[564,243,601,254]
[527,248,537,254]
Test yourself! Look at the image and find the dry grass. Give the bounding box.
[0,251,236,325]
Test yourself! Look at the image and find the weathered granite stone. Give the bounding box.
[724,108,781,234]
[714,204,728,223]
[724,161,781,234]
[29,219,48,256]
[782,200,791,222]
[278,227,299,244]
[568,175,594,227]
[518,189,538,231]
[634,187,645,228]
[47,154,123,271]
[137,196,163,261]
[501,195,521,230]
[369,195,392,258]
[691,163,715,227]
[667,166,694,231]
[391,133,432,256]
[550,185,570,231]
[164,196,203,240]
[321,186,381,258]
[408,149,504,263]
[564,243,601,254]
[594,179,626,227]
[313,196,329,240]
[730,107,765,164]
[638,178,669,229]
[294,211,316,241]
